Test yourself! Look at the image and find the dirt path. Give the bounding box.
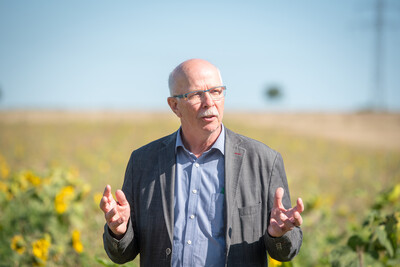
[1,110,399,151]
[226,112,400,151]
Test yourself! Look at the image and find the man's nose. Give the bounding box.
[201,91,215,107]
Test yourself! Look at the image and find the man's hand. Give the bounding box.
[268,187,304,238]
[99,185,131,239]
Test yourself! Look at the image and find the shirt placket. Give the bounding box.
[182,157,202,266]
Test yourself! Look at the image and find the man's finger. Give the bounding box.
[100,196,110,212]
[295,198,304,213]
[108,217,125,231]
[103,185,113,199]
[282,218,295,232]
[105,207,118,223]
[115,190,128,206]
[273,187,285,209]
[293,211,303,226]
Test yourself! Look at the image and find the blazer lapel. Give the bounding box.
[224,129,245,250]
[159,132,177,244]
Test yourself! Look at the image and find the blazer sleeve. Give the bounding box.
[264,152,303,261]
[103,152,140,264]
[103,218,137,264]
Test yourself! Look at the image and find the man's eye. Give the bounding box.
[189,92,203,98]
[210,89,222,95]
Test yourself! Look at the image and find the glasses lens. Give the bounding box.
[187,91,203,102]
[186,86,226,104]
[209,87,224,98]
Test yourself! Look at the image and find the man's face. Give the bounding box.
[169,64,225,139]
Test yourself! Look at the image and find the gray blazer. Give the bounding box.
[103,128,302,266]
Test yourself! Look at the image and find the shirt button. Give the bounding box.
[187,240,192,245]
[190,215,195,219]
[192,189,197,194]
[195,163,200,168]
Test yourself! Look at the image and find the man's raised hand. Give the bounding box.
[268,187,304,238]
[99,185,130,239]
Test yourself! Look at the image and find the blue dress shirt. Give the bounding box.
[172,126,226,267]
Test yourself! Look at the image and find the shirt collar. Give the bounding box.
[175,124,225,155]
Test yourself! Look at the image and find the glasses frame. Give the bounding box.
[172,86,227,102]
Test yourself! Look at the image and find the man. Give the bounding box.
[100,59,304,266]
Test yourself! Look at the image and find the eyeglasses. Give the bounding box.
[173,86,226,104]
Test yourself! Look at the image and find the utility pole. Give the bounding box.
[373,0,385,111]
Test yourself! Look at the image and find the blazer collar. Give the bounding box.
[159,131,178,243]
[224,128,245,250]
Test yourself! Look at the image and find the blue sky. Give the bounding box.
[0,0,399,111]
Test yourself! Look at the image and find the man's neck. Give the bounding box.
[181,125,222,158]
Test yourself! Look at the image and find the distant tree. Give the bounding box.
[265,84,283,101]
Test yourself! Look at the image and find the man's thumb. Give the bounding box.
[273,187,285,209]
[115,190,128,206]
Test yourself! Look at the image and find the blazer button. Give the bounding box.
[166,248,171,255]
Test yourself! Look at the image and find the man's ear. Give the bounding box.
[167,97,182,118]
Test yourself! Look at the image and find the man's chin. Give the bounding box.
[202,121,222,134]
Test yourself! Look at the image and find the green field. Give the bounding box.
[1,111,399,266]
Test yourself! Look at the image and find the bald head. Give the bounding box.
[168,59,223,96]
